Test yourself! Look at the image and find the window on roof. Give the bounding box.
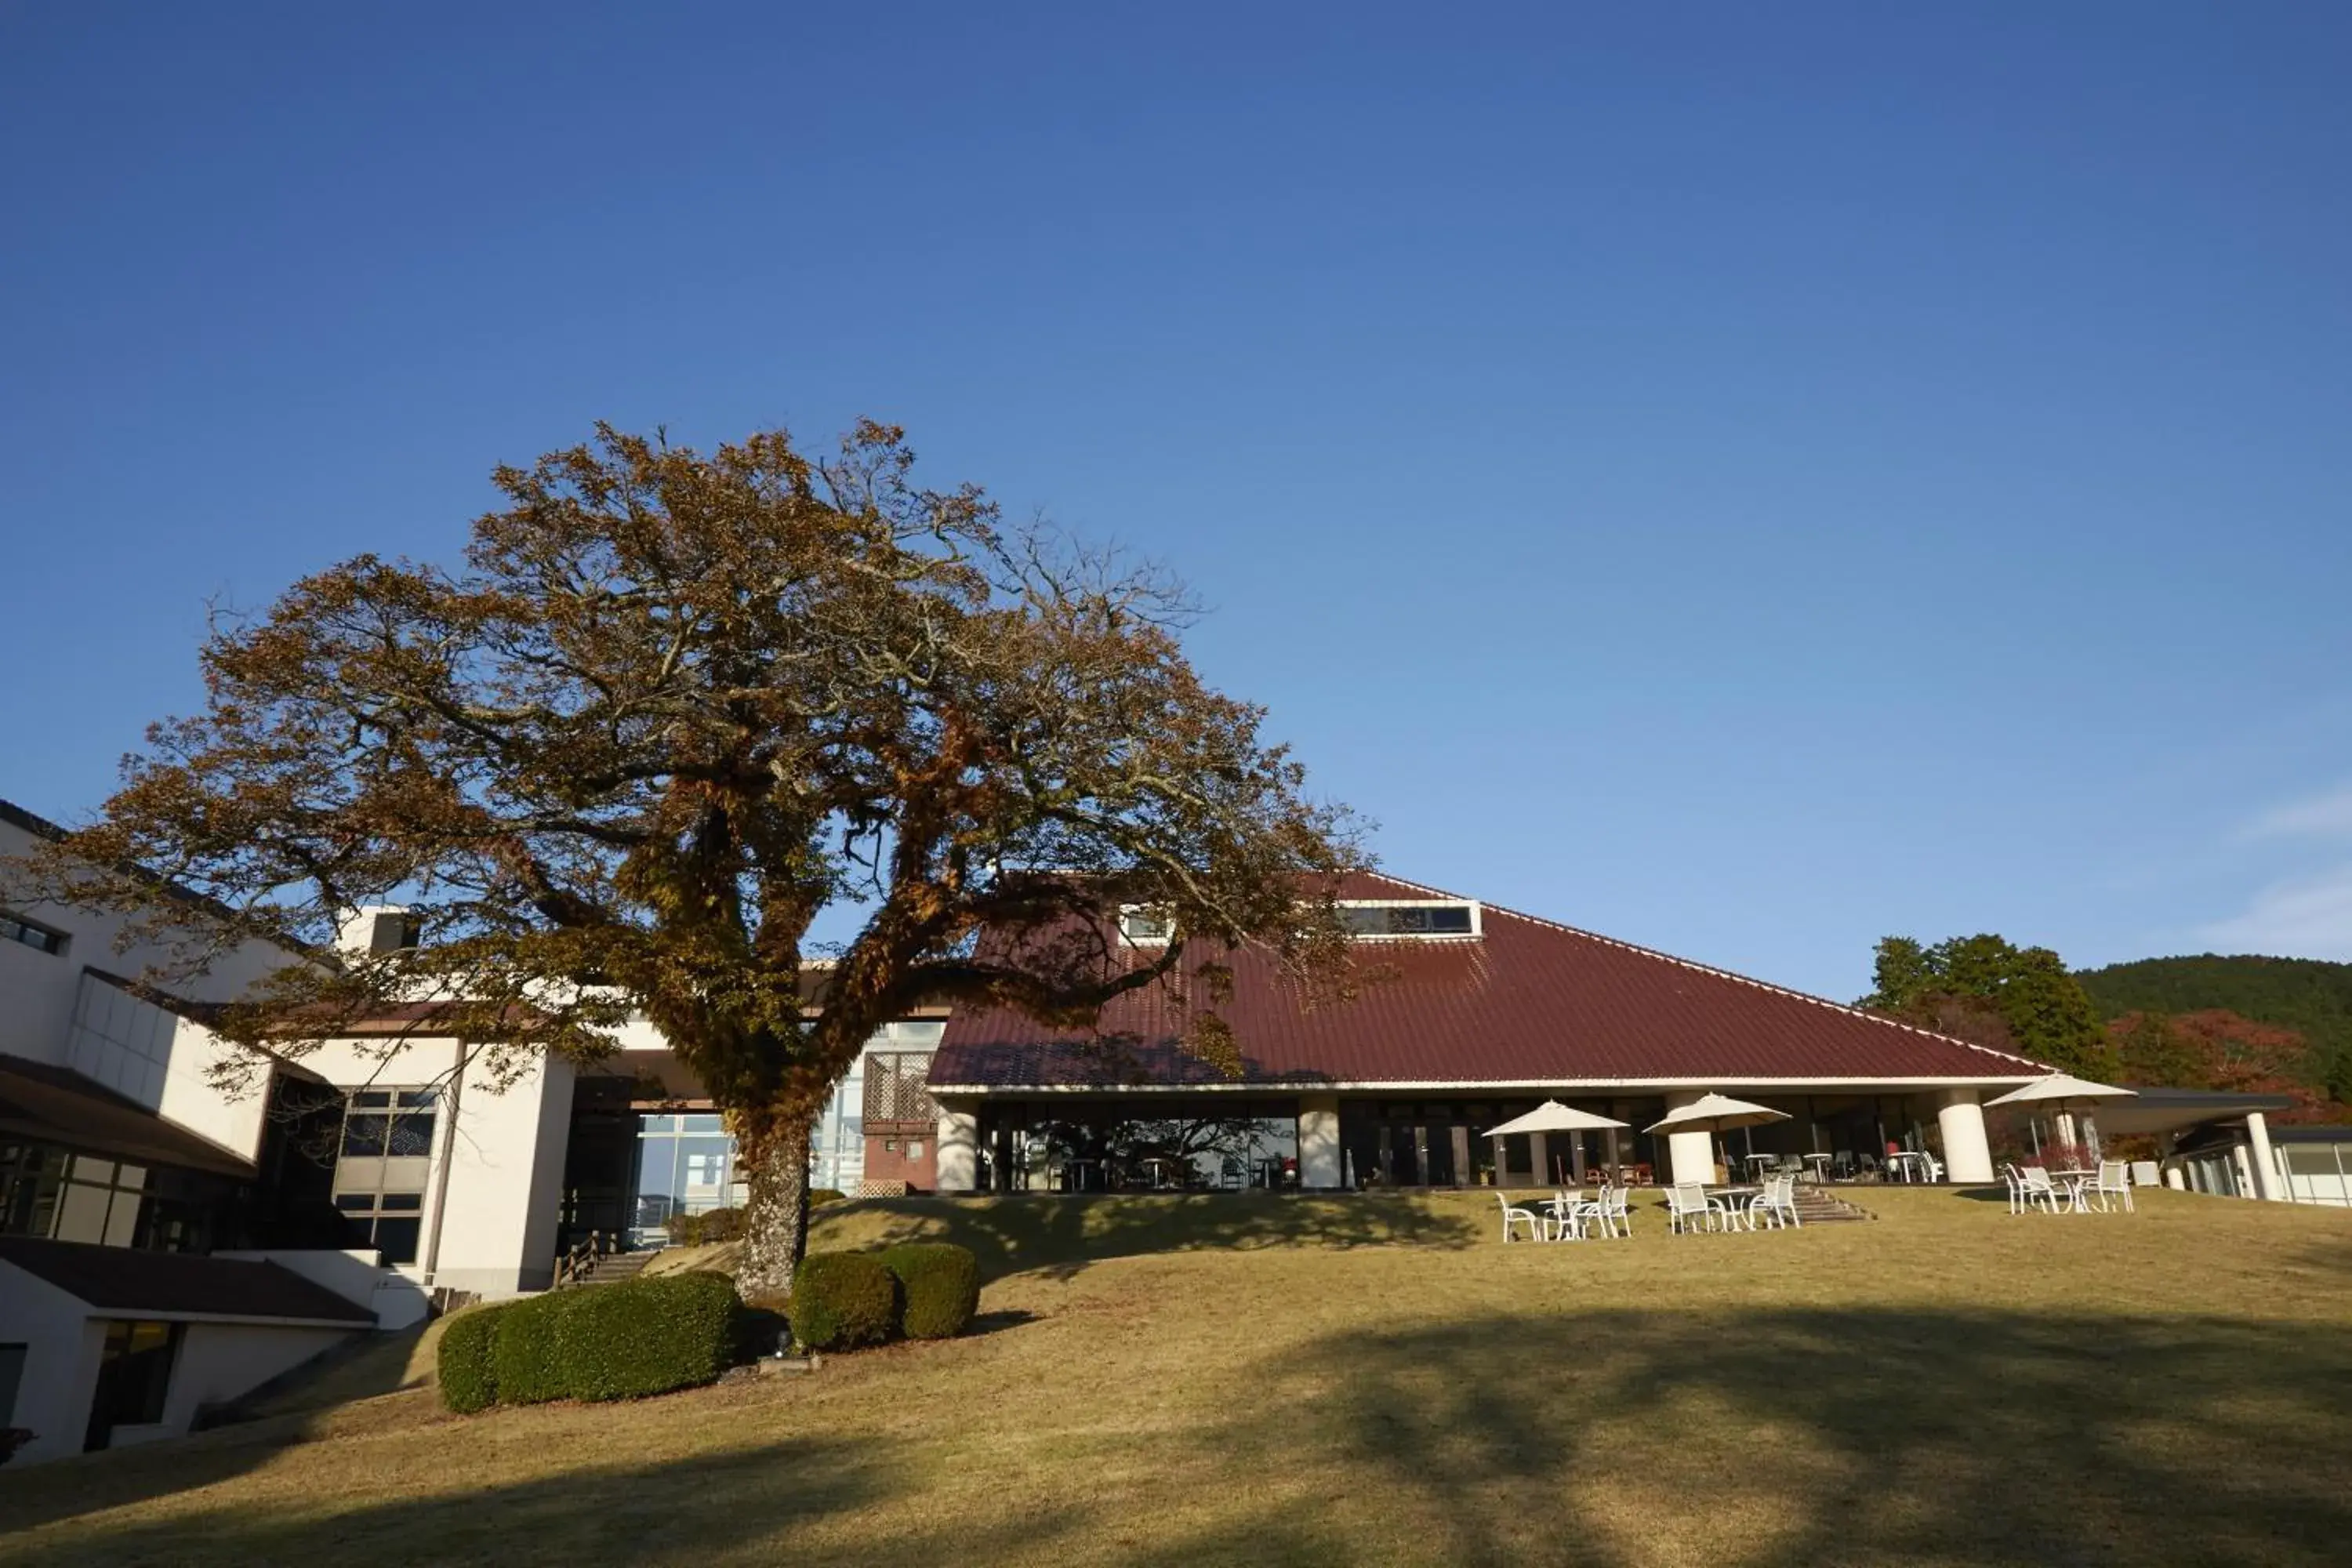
[1338,902,1478,938]
[0,911,67,956]
[1119,907,1173,944]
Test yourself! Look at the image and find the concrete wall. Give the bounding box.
[935,1103,978,1192]
[60,975,272,1161]
[210,1248,431,1329]
[0,1255,357,1465]
[0,814,299,1072]
[0,1261,105,1465]
[160,1322,354,1432]
[1298,1093,1342,1189]
[296,1036,575,1296]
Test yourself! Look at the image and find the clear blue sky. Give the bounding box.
[5,4,2349,999]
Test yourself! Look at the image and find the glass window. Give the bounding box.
[332,1087,441,1263]
[1338,903,1477,937]
[677,1138,731,1197]
[681,1114,724,1134]
[0,912,67,956]
[386,1109,434,1157]
[371,1218,422,1264]
[0,1343,25,1427]
[1119,907,1172,942]
[90,1320,177,1443]
[336,1192,427,1263]
[341,1114,389,1156]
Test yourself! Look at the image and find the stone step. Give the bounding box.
[1789,1189,1875,1222]
[576,1252,654,1286]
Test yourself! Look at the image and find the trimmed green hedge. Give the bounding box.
[789,1251,899,1351]
[558,1272,742,1401]
[880,1243,979,1340]
[488,1290,582,1406]
[436,1302,508,1414]
[445,1272,746,1413]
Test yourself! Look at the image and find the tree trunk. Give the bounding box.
[736,1112,813,1302]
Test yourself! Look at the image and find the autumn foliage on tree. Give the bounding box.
[17,423,1362,1296]
[2111,1009,2335,1122]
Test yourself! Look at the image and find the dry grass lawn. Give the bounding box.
[4,1185,2350,1566]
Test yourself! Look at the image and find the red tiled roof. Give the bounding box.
[931,873,2046,1090]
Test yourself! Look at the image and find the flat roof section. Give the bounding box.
[0,1236,374,1326]
[0,1055,254,1178]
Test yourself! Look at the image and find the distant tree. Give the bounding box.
[11,423,1362,1297]
[2078,954,2352,1109]
[1861,933,2114,1078]
[2111,1009,2336,1121]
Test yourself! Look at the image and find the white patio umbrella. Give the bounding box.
[1985,1073,2136,1160]
[1484,1101,1632,1138]
[1983,1073,2136,1111]
[1485,1101,1630,1185]
[1645,1093,1791,1181]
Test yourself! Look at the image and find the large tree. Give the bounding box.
[21,423,1360,1295]
[1860,933,2114,1079]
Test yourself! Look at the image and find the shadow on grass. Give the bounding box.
[0,1428,1079,1568]
[1205,1305,2352,1566]
[815,1189,1483,1281]
[9,1304,2350,1566]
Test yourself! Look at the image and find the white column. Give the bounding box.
[1298,1092,1342,1189]
[1528,1132,1550,1189]
[1569,1134,1587,1183]
[1664,1091,1715,1187]
[2245,1112,2284,1201]
[1935,1089,1994,1184]
[1491,1134,1508,1186]
[935,1102,978,1192]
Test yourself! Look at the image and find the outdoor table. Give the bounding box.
[1885,1151,1929,1183]
[1141,1157,1183,1190]
[1741,1153,1777,1178]
[1542,1189,1606,1240]
[2049,1168,2096,1213]
[1704,1185,1762,1230]
[1061,1158,1100,1192]
[1801,1152,1833,1183]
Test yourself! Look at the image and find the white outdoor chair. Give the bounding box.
[1749,1174,1802,1229]
[1541,1191,1584,1241]
[1581,1185,1631,1239]
[1566,1185,1613,1240]
[2092,1160,2134,1214]
[2018,1166,2070,1215]
[1922,1152,1945,1183]
[1664,1183,1726,1234]
[1496,1192,1546,1243]
[2001,1162,2027,1215]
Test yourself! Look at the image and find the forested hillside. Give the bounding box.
[2077,955,2352,1105]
